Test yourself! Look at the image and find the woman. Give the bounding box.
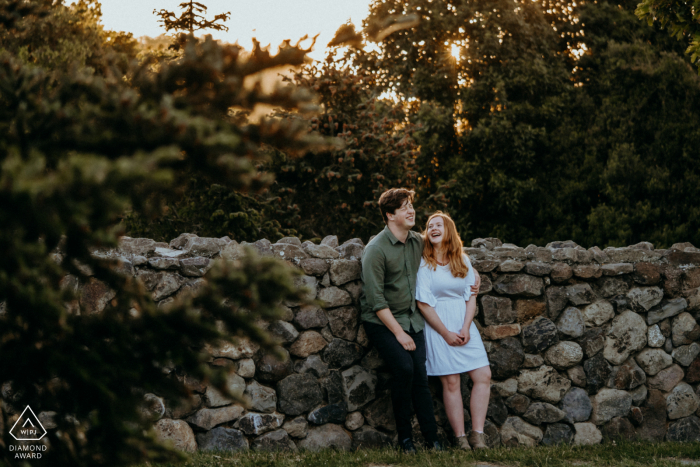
[416,211,491,451]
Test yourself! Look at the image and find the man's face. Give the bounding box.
[388,199,415,229]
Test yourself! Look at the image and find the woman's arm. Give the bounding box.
[459,294,478,345]
[417,301,465,346]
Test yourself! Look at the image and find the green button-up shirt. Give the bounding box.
[360,226,425,333]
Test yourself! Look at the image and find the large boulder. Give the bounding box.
[666,382,700,420]
[487,337,525,380]
[583,353,612,394]
[362,394,395,431]
[626,286,664,311]
[590,389,632,425]
[666,415,700,442]
[638,389,668,441]
[297,424,352,451]
[521,317,559,353]
[635,348,673,376]
[545,341,584,369]
[252,429,297,452]
[196,427,248,452]
[481,295,516,325]
[517,365,571,403]
[282,416,308,439]
[559,387,592,423]
[542,423,574,446]
[648,364,685,392]
[254,348,293,383]
[329,259,361,286]
[317,287,352,307]
[327,306,359,341]
[323,339,363,369]
[573,422,602,445]
[546,286,568,320]
[582,301,615,327]
[351,426,393,450]
[289,331,328,358]
[293,305,328,329]
[341,365,377,411]
[493,274,544,297]
[186,405,245,431]
[672,343,700,367]
[500,416,543,447]
[276,374,323,416]
[244,381,277,413]
[522,402,567,425]
[672,312,700,346]
[294,354,329,378]
[557,307,585,338]
[647,298,688,325]
[268,320,299,345]
[154,419,197,452]
[566,284,597,306]
[307,404,347,425]
[603,310,647,365]
[236,412,284,436]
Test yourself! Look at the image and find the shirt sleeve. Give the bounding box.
[361,245,389,313]
[463,255,477,301]
[416,259,437,308]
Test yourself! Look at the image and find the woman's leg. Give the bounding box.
[439,374,465,437]
[468,365,492,432]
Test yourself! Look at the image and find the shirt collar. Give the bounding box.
[384,225,418,245]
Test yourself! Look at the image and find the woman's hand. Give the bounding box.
[470,270,481,295]
[459,326,471,346]
[395,330,416,351]
[442,331,466,346]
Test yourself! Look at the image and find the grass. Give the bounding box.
[136,442,700,467]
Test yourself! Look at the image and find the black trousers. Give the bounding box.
[364,321,438,443]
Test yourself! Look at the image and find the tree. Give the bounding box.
[153,1,230,34]
[0,1,317,465]
[636,0,700,69]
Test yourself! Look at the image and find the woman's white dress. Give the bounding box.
[416,255,490,376]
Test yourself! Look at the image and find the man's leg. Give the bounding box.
[363,322,416,442]
[408,330,439,443]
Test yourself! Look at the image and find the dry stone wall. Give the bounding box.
[67,234,700,451]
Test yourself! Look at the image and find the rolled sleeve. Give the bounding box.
[362,246,389,313]
[463,255,476,301]
[416,261,437,308]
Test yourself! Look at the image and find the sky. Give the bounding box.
[98,0,373,60]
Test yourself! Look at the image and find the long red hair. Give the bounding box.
[422,211,469,278]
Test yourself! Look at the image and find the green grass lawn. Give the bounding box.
[138,442,700,467]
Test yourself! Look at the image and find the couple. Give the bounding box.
[359,188,492,453]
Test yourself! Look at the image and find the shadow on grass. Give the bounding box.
[137,441,700,467]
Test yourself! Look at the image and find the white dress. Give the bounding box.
[416,255,490,376]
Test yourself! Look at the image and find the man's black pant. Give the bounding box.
[364,321,438,443]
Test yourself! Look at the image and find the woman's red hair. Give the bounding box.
[422,211,469,278]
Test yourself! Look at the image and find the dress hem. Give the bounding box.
[427,360,490,377]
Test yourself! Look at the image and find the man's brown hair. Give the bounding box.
[378,188,415,224]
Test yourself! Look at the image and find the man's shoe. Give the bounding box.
[467,431,488,450]
[400,438,417,454]
[455,435,471,451]
[429,440,446,451]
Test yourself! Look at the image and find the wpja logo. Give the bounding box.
[8,406,48,459]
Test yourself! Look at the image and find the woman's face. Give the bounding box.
[427,216,445,246]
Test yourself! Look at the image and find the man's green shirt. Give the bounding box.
[360,225,425,332]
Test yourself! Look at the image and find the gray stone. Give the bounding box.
[566,283,597,306]
[481,295,516,325]
[209,337,260,360]
[303,242,340,259]
[545,341,583,369]
[336,242,364,260]
[360,347,385,370]
[362,394,395,431]
[666,415,700,442]
[345,411,365,430]
[487,389,509,426]
[636,348,673,376]
[154,419,197,452]
[517,365,571,403]
[317,287,352,308]
[254,348,293,383]
[320,235,339,248]
[289,331,328,358]
[278,237,302,246]
[493,274,544,297]
[148,257,180,270]
[673,343,700,367]
[523,353,544,368]
[648,298,688,324]
[667,383,700,419]
[506,394,531,415]
[551,263,573,283]
[582,301,615,327]
[329,259,361,286]
[525,262,553,276]
[297,424,352,451]
[252,429,297,452]
[596,277,631,298]
[574,264,602,279]
[638,389,668,441]
[299,258,330,276]
[590,388,632,425]
[307,403,347,425]
[545,286,568,320]
[521,317,559,353]
[322,371,345,405]
[183,236,224,257]
[492,378,518,398]
[282,416,308,438]
[601,263,634,276]
[285,275,317,306]
[322,339,363,369]
[79,278,116,313]
[139,393,165,422]
[119,236,157,256]
[557,307,585,338]
[648,364,685,392]
[342,365,377,411]
[205,373,246,407]
[567,365,587,388]
[294,354,329,378]
[272,243,309,261]
[187,405,245,431]
[608,358,646,390]
[276,374,323,416]
[573,422,602,445]
[500,416,543,447]
[627,286,664,311]
[196,427,248,452]
[630,385,648,405]
[293,305,328,329]
[648,324,666,348]
[584,353,613,394]
[351,425,392,449]
[179,257,211,276]
[603,310,648,365]
[523,402,567,425]
[268,320,299,344]
[673,312,700,346]
[499,260,525,272]
[579,328,605,358]
[245,381,277,413]
[326,306,359,341]
[559,387,592,423]
[542,423,574,446]
[487,337,524,380]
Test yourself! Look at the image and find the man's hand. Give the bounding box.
[442,331,466,346]
[470,270,481,295]
[395,330,416,351]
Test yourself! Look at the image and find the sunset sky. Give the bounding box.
[98,0,372,60]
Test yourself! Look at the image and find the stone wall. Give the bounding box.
[72,234,700,451]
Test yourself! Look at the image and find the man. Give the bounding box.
[360,188,479,453]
